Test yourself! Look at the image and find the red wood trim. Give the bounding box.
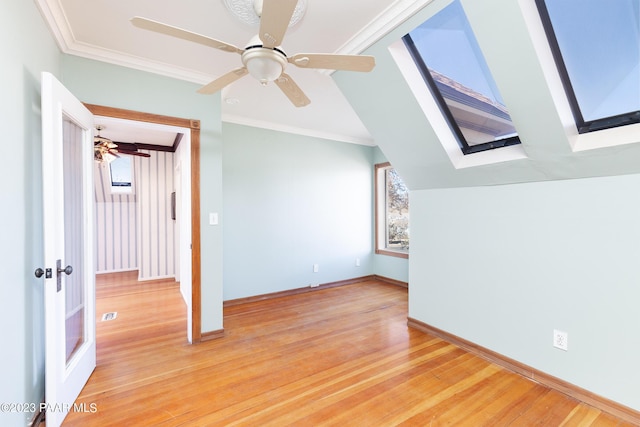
[224,276,383,307]
[190,121,202,343]
[200,329,225,342]
[373,162,389,255]
[375,248,409,259]
[374,162,409,260]
[84,103,202,344]
[373,275,408,288]
[407,317,640,425]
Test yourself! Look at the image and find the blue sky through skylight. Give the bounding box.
[408,0,506,107]
[405,0,519,151]
[109,156,132,187]
[543,0,640,121]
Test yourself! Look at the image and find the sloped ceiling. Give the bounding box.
[334,0,640,190]
[36,0,640,190]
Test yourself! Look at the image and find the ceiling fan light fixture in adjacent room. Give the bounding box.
[222,0,307,27]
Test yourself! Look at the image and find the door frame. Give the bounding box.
[85,103,202,342]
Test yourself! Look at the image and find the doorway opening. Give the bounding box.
[85,103,202,343]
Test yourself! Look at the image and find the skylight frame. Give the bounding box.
[108,156,134,194]
[401,0,522,155]
[534,0,640,134]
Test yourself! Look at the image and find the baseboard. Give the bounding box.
[224,275,407,307]
[95,268,138,275]
[373,274,408,288]
[137,274,176,282]
[407,317,640,425]
[200,329,225,342]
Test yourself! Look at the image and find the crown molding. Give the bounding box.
[37,0,433,82]
[34,0,411,145]
[35,0,213,85]
[336,0,434,55]
[35,0,74,52]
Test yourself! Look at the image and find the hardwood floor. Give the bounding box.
[60,273,633,426]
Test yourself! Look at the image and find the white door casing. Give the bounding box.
[41,72,96,427]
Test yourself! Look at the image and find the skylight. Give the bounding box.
[403,0,520,155]
[109,156,133,193]
[536,0,640,133]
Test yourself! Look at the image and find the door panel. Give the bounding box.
[41,72,96,427]
[63,119,86,364]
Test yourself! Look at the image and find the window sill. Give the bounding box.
[376,249,409,259]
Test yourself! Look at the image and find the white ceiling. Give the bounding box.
[36,0,431,146]
[95,116,183,148]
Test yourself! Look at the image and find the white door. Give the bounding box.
[41,72,96,427]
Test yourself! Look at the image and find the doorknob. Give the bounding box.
[57,265,73,275]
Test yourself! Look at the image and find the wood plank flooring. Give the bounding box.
[59,272,633,426]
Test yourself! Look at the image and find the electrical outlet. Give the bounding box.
[553,329,568,351]
[313,264,319,273]
[356,258,360,267]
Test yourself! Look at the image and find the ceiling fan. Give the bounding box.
[94,126,151,162]
[130,0,375,107]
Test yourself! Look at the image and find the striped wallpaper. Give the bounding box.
[135,150,176,280]
[94,149,176,280]
[94,161,137,273]
[63,119,85,360]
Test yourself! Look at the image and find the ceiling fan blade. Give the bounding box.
[118,150,151,158]
[289,54,376,72]
[258,0,298,48]
[131,17,243,54]
[274,73,311,108]
[197,68,249,94]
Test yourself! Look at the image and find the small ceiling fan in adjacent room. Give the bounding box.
[94,125,151,162]
[130,0,376,107]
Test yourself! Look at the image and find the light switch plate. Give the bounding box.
[209,212,219,225]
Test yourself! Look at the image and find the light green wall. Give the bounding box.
[60,55,224,333]
[333,0,640,412]
[1,0,61,425]
[409,175,640,409]
[222,123,377,299]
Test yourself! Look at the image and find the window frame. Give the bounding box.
[401,4,522,155]
[534,0,640,134]
[108,156,135,195]
[375,162,409,259]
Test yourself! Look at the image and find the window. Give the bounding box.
[109,156,134,194]
[536,0,640,133]
[375,163,409,258]
[403,0,521,154]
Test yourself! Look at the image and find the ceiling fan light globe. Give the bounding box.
[242,48,286,84]
[104,152,118,163]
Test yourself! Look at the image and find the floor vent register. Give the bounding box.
[101,312,118,321]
